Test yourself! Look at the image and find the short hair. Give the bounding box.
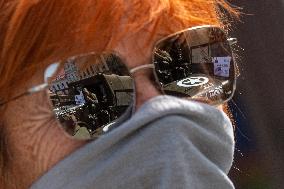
[0,0,239,104]
[0,0,239,185]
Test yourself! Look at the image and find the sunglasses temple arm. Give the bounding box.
[0,83,49,107]
[27,83,49,94]
[130,64,155,74]
[0,91,29,106]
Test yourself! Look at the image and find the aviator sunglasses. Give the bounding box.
[0,25,237,140]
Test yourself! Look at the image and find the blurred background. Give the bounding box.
[228,1,284,188]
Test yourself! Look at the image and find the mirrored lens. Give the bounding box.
[153,26,236,105]
[46,52,133,139]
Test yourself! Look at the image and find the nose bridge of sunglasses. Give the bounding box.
[46,52,134,140]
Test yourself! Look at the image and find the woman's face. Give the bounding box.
[1,11,227,189]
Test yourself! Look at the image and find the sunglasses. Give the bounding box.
[0,25,237,140]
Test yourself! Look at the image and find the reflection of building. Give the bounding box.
[79,55,110,80]
[191,42,230,64]
[49,60,76,94]
[50,55,111,94]
[49,77,69,94]
[65,59,80,82]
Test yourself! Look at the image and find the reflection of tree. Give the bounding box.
[105,53,129,76]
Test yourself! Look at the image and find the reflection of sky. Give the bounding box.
[44,63,60,82]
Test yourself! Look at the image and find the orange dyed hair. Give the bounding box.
[0,0,239,103]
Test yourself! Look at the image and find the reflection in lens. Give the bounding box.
[153,26,236,105]
[46,53,133,139]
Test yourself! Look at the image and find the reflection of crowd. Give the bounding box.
[154,48,190,85]
[52,71,133,138]
[154,40,232,86]
[56,85,119,136]
[82,88,98,112]
[75,87,111,133]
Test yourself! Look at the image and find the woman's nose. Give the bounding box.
[131,69,161,110]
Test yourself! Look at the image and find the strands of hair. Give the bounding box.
[0,0,239,104]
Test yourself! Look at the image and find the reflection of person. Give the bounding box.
[82,87,98,118]
[155,49,174,84]
[82,87,111,129]
[0,1,239,189]
[82,88,98,105]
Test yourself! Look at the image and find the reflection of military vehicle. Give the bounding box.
[63,73,133,133]
[101,74,133,107]
[70,73,133,108]
[162,74,229,104]
[162,74,209,97]
[50,93,75,107]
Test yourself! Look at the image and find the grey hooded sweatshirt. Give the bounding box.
[31,96,235,189]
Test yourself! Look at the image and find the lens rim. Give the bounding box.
[45,51,134,140]
[152,25,237,106]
